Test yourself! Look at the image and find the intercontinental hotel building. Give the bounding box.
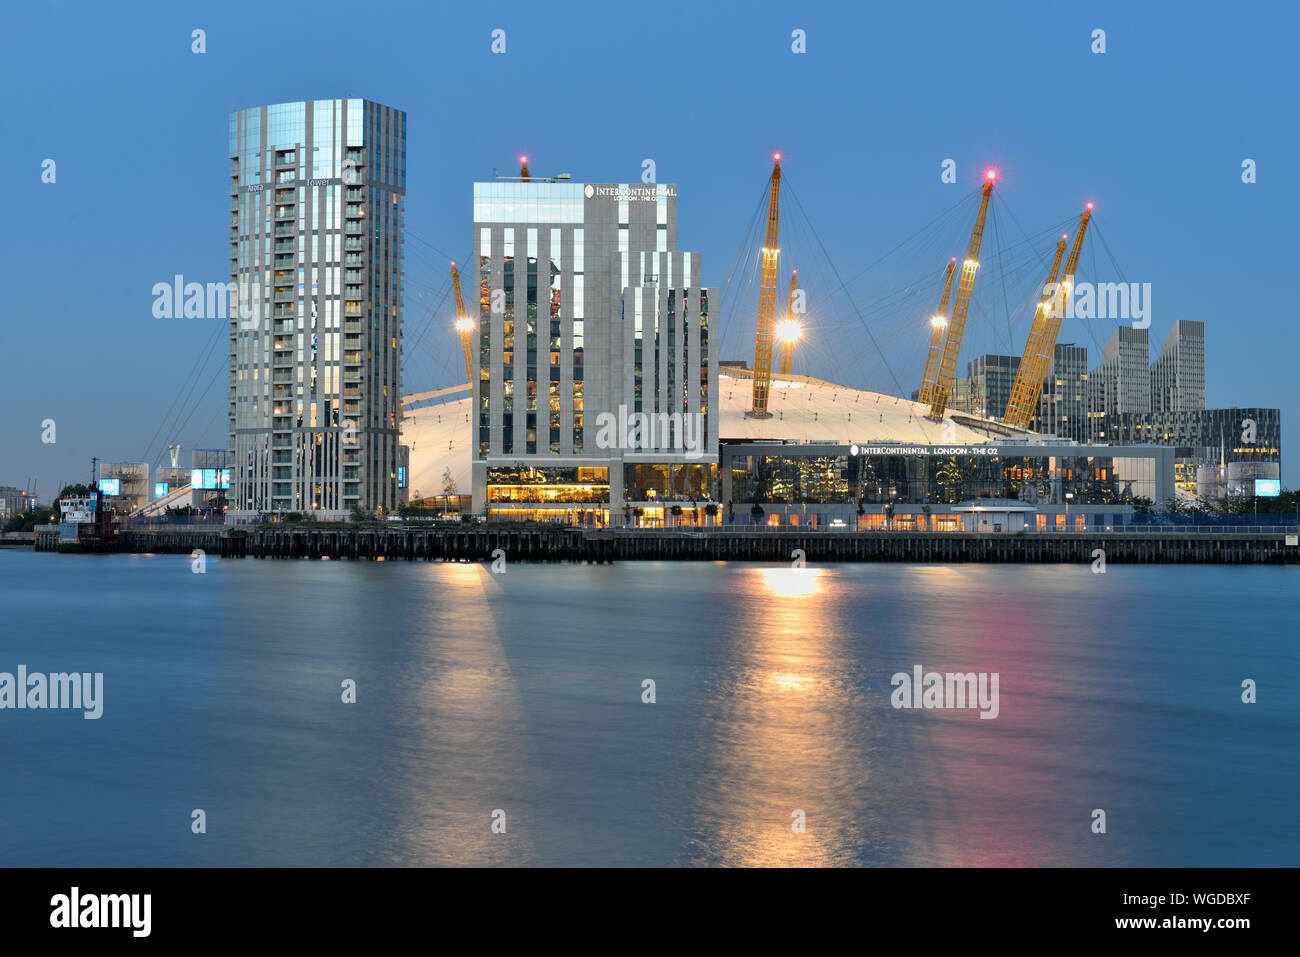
[471,179,719,523]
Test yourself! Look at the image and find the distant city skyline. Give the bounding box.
[5,0,1297,498]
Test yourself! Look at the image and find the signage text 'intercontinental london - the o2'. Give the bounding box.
[849,445,1001,456]
[583,184,677,200]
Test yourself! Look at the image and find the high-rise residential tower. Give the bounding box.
[470,178,718,524]
[228,99,405,519]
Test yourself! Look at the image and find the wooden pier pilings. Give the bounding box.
[110,526,1300,564]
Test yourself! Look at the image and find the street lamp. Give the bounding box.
[1065,491,1074,530]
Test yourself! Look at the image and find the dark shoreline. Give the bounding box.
[32,525,1300,564]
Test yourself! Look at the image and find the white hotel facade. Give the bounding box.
[471,179,719,524]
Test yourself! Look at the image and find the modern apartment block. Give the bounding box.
[1088,326,1150,440]
[1150,319,1205,413]
[228,99,405,519]
[471,178,719,524]
[1033,343,1089,442]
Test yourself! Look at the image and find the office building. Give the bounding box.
[98,463,149,512]
[1033,343,1089,442]
[228,99,406,519]
[1150,319,1205,413]
[1088,326,1150,439]
[1091,406,1280,495]
[0,486,37,521]
[950,354,1019,420]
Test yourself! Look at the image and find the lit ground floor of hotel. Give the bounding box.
[483,501,1141,532]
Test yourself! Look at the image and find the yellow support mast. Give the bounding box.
[998,231,1071,426]
[778,270,799,376]
[917,258,956,407]
[928,171,996,420]
[1003,204,1093,429]
[749,154,782,417]
[451,263,475,387]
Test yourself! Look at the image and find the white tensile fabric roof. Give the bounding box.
[715,367,1013,445]
[400,368,1024,498]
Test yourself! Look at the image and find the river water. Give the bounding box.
[1,550,1295,866]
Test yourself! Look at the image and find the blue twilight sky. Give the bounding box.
[2,0,1297,498]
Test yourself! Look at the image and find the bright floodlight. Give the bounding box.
[986,169,997,180]
[931,315,947,328]
[455,317,474,333]
[776,319,801,343]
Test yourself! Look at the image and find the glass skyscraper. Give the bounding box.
[228,99,405,519]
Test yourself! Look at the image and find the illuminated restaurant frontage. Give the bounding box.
[484,461,719,525]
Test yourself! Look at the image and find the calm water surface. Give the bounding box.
[1,550,1296,866]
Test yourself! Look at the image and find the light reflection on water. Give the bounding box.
[1,552,1296,867]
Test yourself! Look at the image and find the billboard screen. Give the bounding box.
[1255,478,1281,497]
[398,466,407,489]
[191,469,231,491]
[98,478,120,496]
[189,468,227,488]
[155,483,169,498]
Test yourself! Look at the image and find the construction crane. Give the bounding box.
[450,263,475,387]
[927,171,996,420]
[748,154,782,417]
[776,271,800,376]
[998,227,1071,426]
[917,258,956,407]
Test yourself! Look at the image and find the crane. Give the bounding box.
[777,271,800,376]
[451,263,474,387]
[1003,204,1093,429]
[1002,235,1069,427]
[748,155,782,417]
[927,171,996,420]
[917,259,957,407]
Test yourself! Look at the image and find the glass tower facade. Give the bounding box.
[228,99,405,518]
